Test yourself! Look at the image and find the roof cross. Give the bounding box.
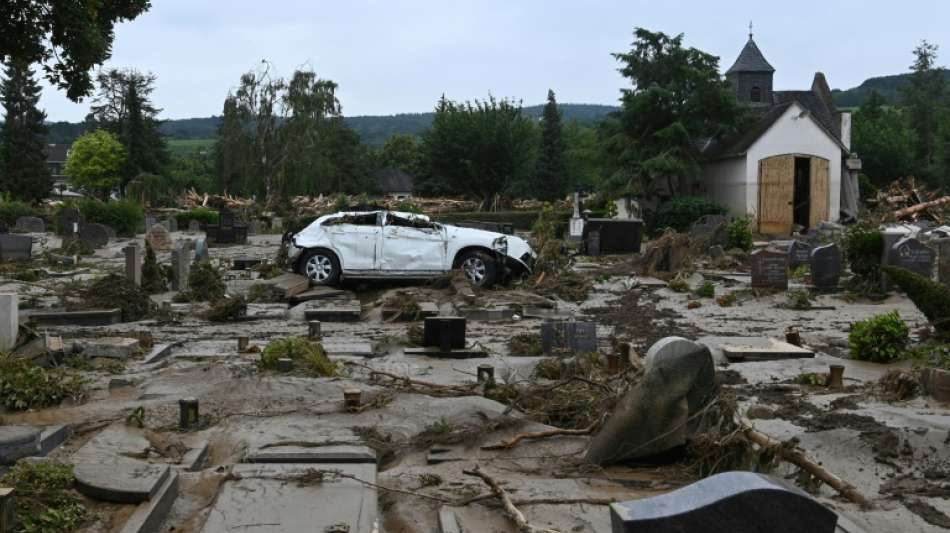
[748,21,753,39]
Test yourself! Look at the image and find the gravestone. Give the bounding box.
[936,238,950,288]
[188,220,201,232]
[0,293,17,352]
[14,216,45,233]
[0,234,32,261]
[423,317,466,350]
[583,219,643,255]
[193,238,209,263]
[145,214,158,232]
[540,320,597,355]
[247,220,261,236]
[787,240,812,270]
[568,191,584,241]
[171,246,192,291]
[609,471,837,533]
[689,214,728,246]
[750,249,788,290]
[57,208,83,237]
[206,209,248,246]
[810,243,842,290]
[585,230,600,256]
[79,223,111,249]
[124,245,143,286]
[147,224,172,251]
[889,236,935,279]
[167,217,178,232]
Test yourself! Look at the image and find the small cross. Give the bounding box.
[749,21,754,39]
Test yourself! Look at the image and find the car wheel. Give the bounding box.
[299,249,340,285]
[459,251,497,288]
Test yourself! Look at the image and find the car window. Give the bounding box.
[323,213,379,227]
[387,214,439,230]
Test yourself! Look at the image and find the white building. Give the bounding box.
[701,35,861,235]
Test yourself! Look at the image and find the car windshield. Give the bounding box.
[322,212,379,226]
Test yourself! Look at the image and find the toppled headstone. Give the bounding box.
[77,337,140,359]
[586,336,716,465]
[541,320,597,355]
[714,337,814,362]
[79,222,111,249]
[787,240,812,270]
[609,471,837,533]
[14,216,45,233]
[0,234,33,260]
[29,308,123,327]
[810,243,841,290]
[146,224,172,251]
[750,249,788,290]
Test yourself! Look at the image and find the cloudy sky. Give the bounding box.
[39,0,950,122]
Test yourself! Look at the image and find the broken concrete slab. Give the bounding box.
[609,471,837,532]
[200,463,378,533]
[246,443,377,464]
[324,342,375,358]
[28,308,122,327]
[263,273,310,298]
[701,336,815,362]
[118,471,179,533]
[0,426,40,464]
[303,300,362,322]
[231,256,264,270]
[74,463,170,503]
[288,286,351,305]
[142,342,177,365]
[77,337,141,359]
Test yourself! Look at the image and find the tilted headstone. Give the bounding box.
[14,216,45,233]
[171,245,192,291]
[787,240,812,270]
[57,208,83,237]
[146,224,172,251]
[810,243,842,290]
[78,223,111,249]
[750,249,788,290]
[889,236,935,279]
[540,320,597,355]
[609,471,838,533]
[188,220,201,232]
[124,245,142,287]
[0,234,33,261]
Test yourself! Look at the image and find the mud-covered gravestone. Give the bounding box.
[810,243,842,290]
[889,236,935,279]
[750,249,788,290]
[14,216,45,233]
[541,320,597,356]
[79,223,111,249]
[147,224,172,251]
[787,240,812,270]
[609,471,838,533]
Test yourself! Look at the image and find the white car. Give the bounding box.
[286,210,536,288]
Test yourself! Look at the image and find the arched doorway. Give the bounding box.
[758,154,829,235]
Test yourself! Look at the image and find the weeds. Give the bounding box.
[508,333,543,356]
[0,354,86,410]
[849,311,909,363]
[0,461,90,533]
[260,337,338,377]
[786,289,813,310]
[695,281,715,298]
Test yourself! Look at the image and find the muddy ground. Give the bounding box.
[2,229,949,532]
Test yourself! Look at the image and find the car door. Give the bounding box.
[322,212,381,271]
[379,213,447,273]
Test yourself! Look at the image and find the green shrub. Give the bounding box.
[0,354,86,410]
[648,197,727,235]
[726,217,753,251]
[858,173,878,203]
[695,281,715,298]
[843,224,883,287]
[0,460,90,533]
[175,207,219,228]
[80,274,151,322]
[173,261,226,302]
[0,199,40,226]
[393,200,423,214]
[62,198,144,236]
[882,265,950,336]
[141,241,167,294]
[849,311,910,362]
[260,337,337,376]
[205,295,248,322]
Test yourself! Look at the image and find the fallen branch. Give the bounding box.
[894,195,950,219]
[463,465,562,533]
[743,425,874,509]
[481,421,599,450]
[345,361,475,394]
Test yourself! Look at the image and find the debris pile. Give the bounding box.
[871,177,950,223]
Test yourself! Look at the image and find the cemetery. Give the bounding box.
[0,197,949,533]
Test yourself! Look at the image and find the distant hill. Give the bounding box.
[832,69,950,108]
[45,103,619,148]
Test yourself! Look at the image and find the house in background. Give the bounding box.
[701,34,862,235]
[45,143,84,199]
[373,167,414,200]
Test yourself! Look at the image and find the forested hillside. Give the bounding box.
[832,69,950,107]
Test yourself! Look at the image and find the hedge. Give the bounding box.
[175,207,220,229]
[60,199,144,237]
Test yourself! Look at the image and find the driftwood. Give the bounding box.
[481,421,599,450]
[463,465,562,533]
[894,196,950,219]
[743,425,874,509]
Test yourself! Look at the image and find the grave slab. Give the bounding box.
[609,471,837,533]
[200,463,378,533]
[71,424,208,472]
[303,300,362,322]
[439,507,462,533]
[74,463,170,503]
[0,426,40,464]
[118,471,179,533]
[231,256,264,270]
[288,286,351,304]
[457,306,517,321]
[28,308,122,327]
[38,425,72,456]
[700,336,814,362]
[257,273,310,300]
[404,347,488,359]
[382,301,439,321]
[324,342,375,358]
[77,337,140,359]
[246,443,377,464]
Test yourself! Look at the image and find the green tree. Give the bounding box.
[607,28,749,199]
[422,95,536,209]
[852,90,915,186]
[378,133,423,176]
[278,69,343,196]
[562,120,606,192]
[86,69,168,190]
[901,40,948,182]
[0,1,151,101]
[0,59,52,202]
[65,130,126,198]
[533,89,568,200]
[213,95,247,194]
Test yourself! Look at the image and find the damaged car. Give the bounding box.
[285,210,535,288]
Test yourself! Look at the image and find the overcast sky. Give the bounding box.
[38,0,950,122]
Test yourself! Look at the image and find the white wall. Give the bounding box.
[702,157,747,216]
[745,102,843,222]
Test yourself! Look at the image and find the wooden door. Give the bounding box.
[809,157,830,227]
[758,155,795,234]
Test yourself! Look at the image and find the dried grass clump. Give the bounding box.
[173,261,227,302]
[205,295,248,322]
[508,333,543,356]
[260,337,337,377]
[78,274,151,322]
[384,291,422,321]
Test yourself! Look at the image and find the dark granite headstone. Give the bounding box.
[57,208,83,237]
[423,317,466,350]
[787,240,812,270]
[609,471,837,533]
[79,223,111,249]
[810,243,842,290]
[582,219,642,254]
[889,237,935,279]
[935,238,950,288]
[586,230,601,256]
[14,216,45,233]
[0,234,33,261]
[750,249,788,290]
[540,320,598,355]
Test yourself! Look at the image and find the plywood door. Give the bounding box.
[758,155,795,234]
[809,157,830,227]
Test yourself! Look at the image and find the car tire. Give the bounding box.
[458,251,497,288]
[298,249,341,286]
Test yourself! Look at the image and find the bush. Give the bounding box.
[205,295,248,322]
[849,311,910,362]
[80,274,151,322]
[695,281,715,298]
[843,224,883,287]
[0,354,86,410]
[0,199,40,226]
[141,241,167,294]
[0,460,90,533]
[648,197,726,235]
[260,337,337,376]
[882,265,950,336]
[175,207,219,228]
[62,198,144,236]
[726,217,753,251]
[173,261,226,302]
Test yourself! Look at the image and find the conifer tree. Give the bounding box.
[535,89,568,200]
[0,59,52,202]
